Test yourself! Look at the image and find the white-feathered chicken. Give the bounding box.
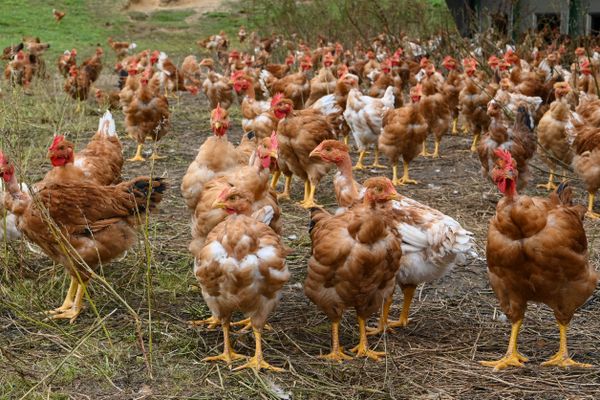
[343,84,394,169]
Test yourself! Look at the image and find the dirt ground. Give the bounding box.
[1,68,600,398]
[126,0,225,13]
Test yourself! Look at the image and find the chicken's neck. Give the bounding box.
[244,83,257,100]
[2,170,20,195]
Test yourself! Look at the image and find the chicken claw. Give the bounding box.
[540,322,592,369]
[479,352,528,371]
[188,315,221,329]
[349,317,384,361]
[319,349,353,361]
[231,318,272,333]
[45,308,82,324]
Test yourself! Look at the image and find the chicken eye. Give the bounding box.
[325,147,332,151]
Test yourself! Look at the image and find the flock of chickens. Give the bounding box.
[1,25,599,373]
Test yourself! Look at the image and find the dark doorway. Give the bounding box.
[591,13,600,35]
[491,12,508,35]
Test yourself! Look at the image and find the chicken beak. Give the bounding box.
[269,150,278,159]
[214,121,222,130]
[309,148,321,159]
[212,200,226,209]
[388,193,400,201]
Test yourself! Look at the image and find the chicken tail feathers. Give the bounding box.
[308,207,330,234]
[126,177,167,213]
[98,110,117,137]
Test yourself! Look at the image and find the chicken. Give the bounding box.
[198,58,233,109]
[441,56,463,134]
[309,73,356,143]
[4,50,34,87]
[81,47,104,84]
[480,149,597,371]
[305,177,402,361]
[119,62,141,114]
[536,82,580,190]
[52,8,66,23]
[572,123,600,218]
[157,52,199,97]
[181,104,256,211]
[232,72,276,139]
[343,84,395,169]
[310,144,473,332]
[180,55,201,89]
[238,26,247,43]
[108,37,136,60]
[95,88,121,110]
[478,99,540,190]
[0,152,167,322]
[264,54,295,79]
[272,95,336,207]
[458,68,497,152]
[53,9,65,22]
[64,65,91,106]
[0,181,27,242]
[259,57,312,110]
[193,186,289,372]
[42,112,123,186]
[379,85,429,185]
[57,49,77,78]
[305,53,337,106]
[124,68,170,162]
[419,75,452,158]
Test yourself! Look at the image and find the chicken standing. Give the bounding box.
[480,149,597,370]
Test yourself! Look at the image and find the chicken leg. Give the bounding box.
[431,138,441,158]
[149,150,166,160]
[277,175,292,200]
[128,144,145,162]
[392,161,418,186]
[343,136,349,145]
[349,316,385,361]
[231,317,272,333]
[270,171,281,189]
[420,142,432,157]
[354,151,367,170]
[188,315,221,329]
[47,281,87,323]
[367,296,394,336]
[320,321,352,361]
[587,192,599,219]
[203,321,247,365]
[470,133,480,152]
[234,327,283,372]
[451,117,458,134]
[537,169,557,191]
[480,319,529,371]
[300,180,321,208]
[541,322,592,368]
[370,148,386,168]
[45,276,78,315]
[389,285,415,328]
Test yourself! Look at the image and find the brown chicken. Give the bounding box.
[108,37,135,60]
[0,152,166,323]
[305,177,402,361]
[4,50,34,87]
[181,104,256,211]
[272,95,336,207]
[95,88,120,110]
[193,186,289,372]
[478,100,538,190]
[64,65,91,106]
[441,56,463,134]
[305,54,337,106]
[458,68,496,152]
[57,49,77,78]
[572,123,600,218]
[536,82,578,190]
[419,76,451,158]
[125,68,170,162]
[198,58,233,109]
[379,85,429,185]
[42,112,123,187]
[260,57,312,110]
[480,149,597,371]
[53,9,65,22]
[80,47,103,84]
[157,51,199,96]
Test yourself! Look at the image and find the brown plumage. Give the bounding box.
[572,123,600,217]
[480,149,597,370]
[458,74,497,151]
[193,187,289,371]
[305,177,402,361]
[0,151,166,322]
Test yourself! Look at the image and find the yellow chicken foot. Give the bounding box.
[451,118,458,134]
[203,321,247,365]
[541,322,592,368]
[301,182,321,208]
[480,319,528,371]
[45,276,78,315]
[388,285,415,328]
[470,134,480,152]
[462,123,470,135]
[367,296,394,336]
[231,317,272,333]
[233,328,284,372]
[350,316,385,360]
[297,180,311,206]
[537,170,557,191]
[586,192,600,219]
[276,176,292,200]
[343,135,349,145]
[188,315,221,329]
[150,150,166,160]
[320,321,352,361]
[420,142,432,157]
[370,148,386,168]
[431,139,441,158]
[47,282,87,324]
[270,171,281,190]
[353,151,366,170]
[128,144,145,162]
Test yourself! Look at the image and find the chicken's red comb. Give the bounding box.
[0,150,6,164]
[442,55,455,64]
[229,50,240,58]
[49,135,65,151]
[419,57,429,67]
[271,93,285,107]
[394,48,403,56]
[71,48,77,55]
[213,103,224,120]
[231,70,245,80]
